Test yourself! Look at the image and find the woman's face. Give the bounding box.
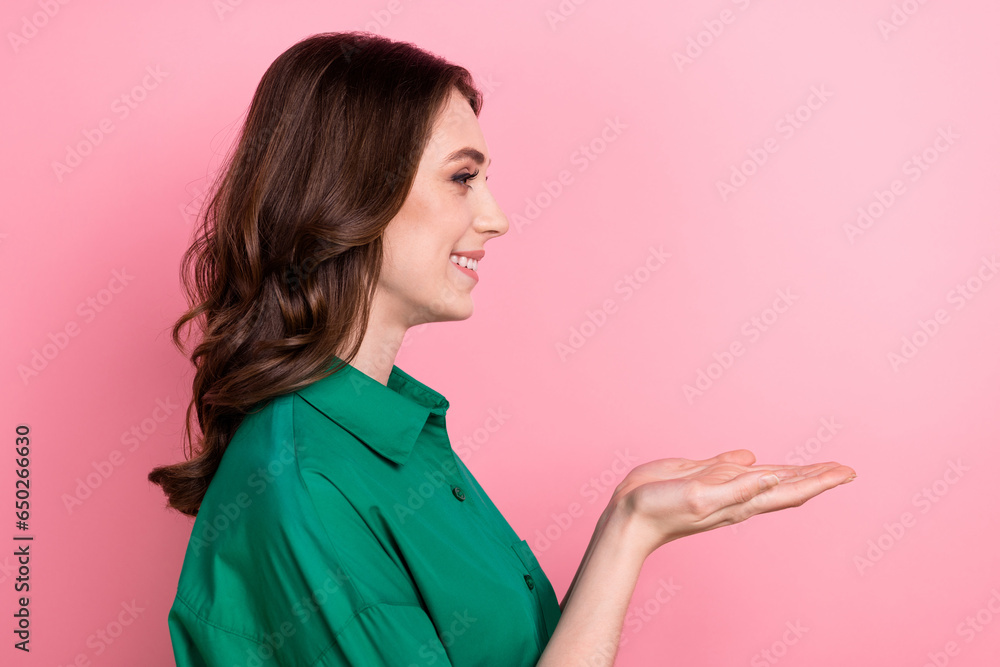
[376,87,509,329]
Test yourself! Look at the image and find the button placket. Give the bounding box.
[511,539,559,639]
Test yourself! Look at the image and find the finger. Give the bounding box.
[725,460,853,481]
[685,460,835,487]
[697,464,854,527]
[724,469,785,506]
[761,463,855,484]
[758,460,853,473]
[751,461,848,480]
[699,449,756,467]
[745,464,856,514]
[638,451,758,480]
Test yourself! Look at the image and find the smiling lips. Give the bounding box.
[449,254,479,271]
[449,250,483,281]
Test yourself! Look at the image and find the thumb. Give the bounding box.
[756,472,780,493]
[729,470,781,506]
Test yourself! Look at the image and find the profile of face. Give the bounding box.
[375,87,509,329]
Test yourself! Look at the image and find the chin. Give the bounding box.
[425,280,475,322]
[433,300,474,323]
[448,303,475,322]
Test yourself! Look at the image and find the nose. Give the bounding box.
[474,184,509,240]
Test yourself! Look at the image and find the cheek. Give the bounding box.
[389,253,446,293]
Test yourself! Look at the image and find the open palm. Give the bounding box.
[608,449,855,556]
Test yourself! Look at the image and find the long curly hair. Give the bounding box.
[148,31,482,517]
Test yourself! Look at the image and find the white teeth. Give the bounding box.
[449,254,478,271]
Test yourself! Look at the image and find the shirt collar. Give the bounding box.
[293,355,450,466]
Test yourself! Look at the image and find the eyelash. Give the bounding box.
[453,169,488,189]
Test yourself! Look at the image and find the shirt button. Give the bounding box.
[524,574,535,590]
[452,486,466,501]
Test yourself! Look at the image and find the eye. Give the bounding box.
[452,169,481,189]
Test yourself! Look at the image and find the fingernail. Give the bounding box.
[759,473,780,491]
[843,474,856,484]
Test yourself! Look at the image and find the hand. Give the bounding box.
[608,449,855,557]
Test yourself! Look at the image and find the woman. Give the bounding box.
[148,31,855,666]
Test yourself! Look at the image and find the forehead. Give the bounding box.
[423,88,488,164]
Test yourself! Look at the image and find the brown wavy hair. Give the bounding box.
[148,31,483,517]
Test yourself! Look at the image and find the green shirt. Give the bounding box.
[167,356,561,666]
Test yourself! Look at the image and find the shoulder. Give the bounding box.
[171,393,421,645]
[201,392,364,504]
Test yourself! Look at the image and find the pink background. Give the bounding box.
[4,1,999,665]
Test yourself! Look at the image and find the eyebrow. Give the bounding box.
[441,147,491,168]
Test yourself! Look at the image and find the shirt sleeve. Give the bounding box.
[167,554,456,667]
[312,603,454,666]
[297,467,457,667]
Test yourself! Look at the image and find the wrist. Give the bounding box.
[599,495,654,564]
